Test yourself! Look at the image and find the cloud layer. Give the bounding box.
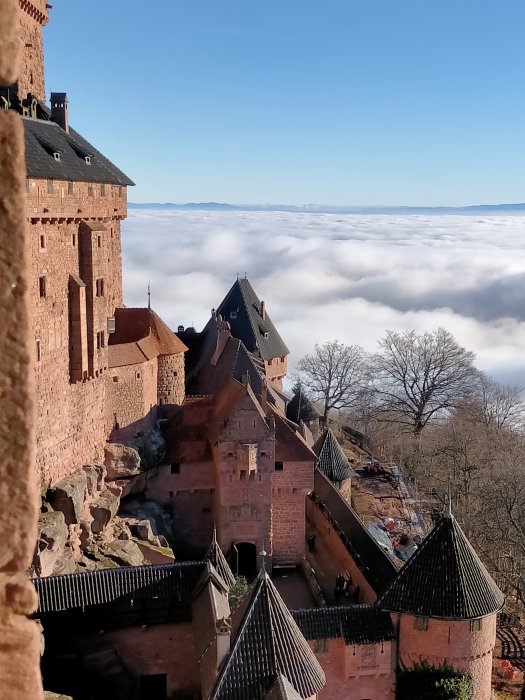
[121,210,525,386]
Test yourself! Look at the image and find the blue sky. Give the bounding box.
[44,1,525,205]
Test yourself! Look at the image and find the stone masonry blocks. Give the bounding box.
[0,102,43,700]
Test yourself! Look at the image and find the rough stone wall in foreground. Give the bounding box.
[0,0,43,695]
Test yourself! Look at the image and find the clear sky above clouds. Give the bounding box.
[44,1,525,205]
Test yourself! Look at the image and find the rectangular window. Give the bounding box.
[314,638,328,653]
[47,179,54,194]
[39,234,45,250]
[470,618,482,632]
[36,340,41,362]
[239,470,247,480]
[118,186,122,197]
[38,276,46,298]
[171,463,180,474]
[97,235,101,248]
[414,616,428,631]
[72,233,76,247]
[87,184,93,197]
[96,278,105,297]
[67,181,74,195]
[96,331,105,350]
[275,461,284,471]
[100,183,106,196]
[112,376,118,383]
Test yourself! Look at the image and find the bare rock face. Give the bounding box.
[89,490,121,535]
[82,464,105,496]
[51,548,76,576]
[47,471,88,525]
[104,444,141,481]
[102,540,146,567]
[34,511,69,577]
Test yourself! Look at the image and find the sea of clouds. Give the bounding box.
[121,210,525,387]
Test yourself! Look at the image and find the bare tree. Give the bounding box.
[474,374,524,431]
[295,340,367,422]
[373,328,478,435]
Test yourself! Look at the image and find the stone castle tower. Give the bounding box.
[378,510,504,700]
[17,0,49,101]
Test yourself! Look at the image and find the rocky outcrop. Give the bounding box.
[89,490,120,535]
[101,540,145,567]
[104,444,141,481]
[47,471,88,526]
[33,512,69,577]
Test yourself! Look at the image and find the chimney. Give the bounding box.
[50,92,68,133]
[260,300,266,319]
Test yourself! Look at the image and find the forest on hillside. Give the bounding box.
[295,330,525,615]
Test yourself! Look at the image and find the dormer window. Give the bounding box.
[230,311,237,319]
[53,152,61,162]
[85,156,91,165]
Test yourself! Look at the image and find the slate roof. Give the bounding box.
[292,604,395,645]
[33,561,204,613]
[311,470,398,594]
[212,278,289,361]
[377,514,505,619]
[211,570,325,700]
[188,334,265,398]
[22,113,134,185]
[314,428,353,483]
[264,675,303,700]
[205,529,236,588]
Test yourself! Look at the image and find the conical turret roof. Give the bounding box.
[204,529,236,588]
[211,570,325,699]
[377,514,504,619]
[314,428,353,483]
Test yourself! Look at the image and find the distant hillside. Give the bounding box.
[129,202,525,215]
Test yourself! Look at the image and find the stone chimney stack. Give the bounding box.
[260,300,266,320]
[50,92,68,132]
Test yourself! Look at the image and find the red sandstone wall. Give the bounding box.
[215,394,275,560]
[108,359,158,437]
[306,497,377,603]
[27,178,127,484]
[271,459,312,564]
[146,462,216,555]
[17,0,48,101]
[64,622,199,697]
[157,353,185,406]
[397,613,497,700]
[308,638,395,700]
[265,356,287,390]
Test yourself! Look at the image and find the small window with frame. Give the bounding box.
[470,618,482,632]
[414,616,428,631]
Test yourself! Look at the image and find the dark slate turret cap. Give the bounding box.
[211,567,325,699]
[204,527,236,588]
[377,513,505,620]
[314,428,353,483]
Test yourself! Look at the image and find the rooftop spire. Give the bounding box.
[147,281,151,310]
[446,474,453,519]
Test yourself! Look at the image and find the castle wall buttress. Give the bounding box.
[271,459,312,564]
[214,396,274,561]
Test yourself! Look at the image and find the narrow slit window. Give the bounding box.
[38,276,46,298]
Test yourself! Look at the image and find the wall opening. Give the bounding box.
[233,541,258,580]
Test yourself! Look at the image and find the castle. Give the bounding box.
[5,3,505,699]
